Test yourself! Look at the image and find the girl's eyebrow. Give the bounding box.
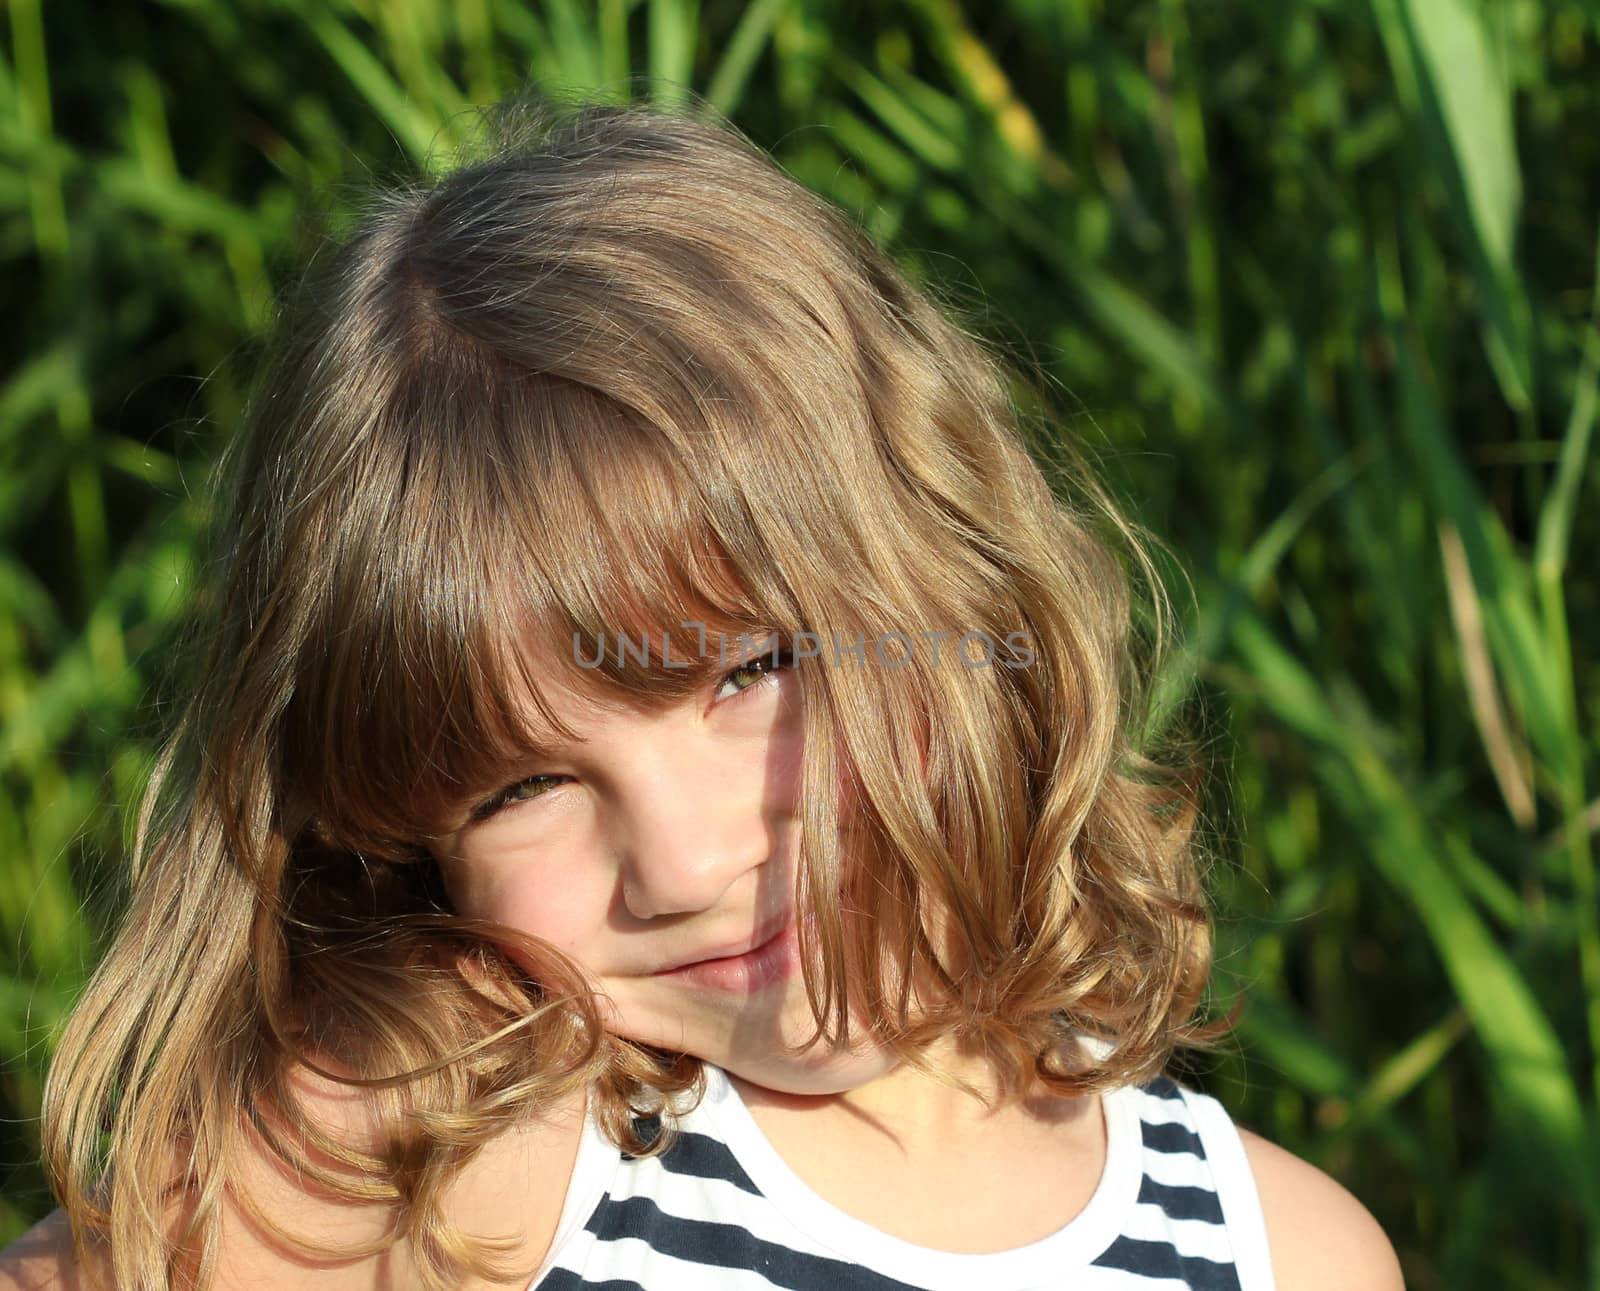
[502,723,581,764]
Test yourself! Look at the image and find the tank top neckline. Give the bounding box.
[681,1061,1145,1290]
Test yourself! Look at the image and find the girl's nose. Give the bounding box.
[615,771,771,921]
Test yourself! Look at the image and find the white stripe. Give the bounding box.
[545,1229,795,1290]
[1139,1142,1217,1190]
[1131,1089,1196,1127]
[606,1153,843,1259]
[1183,1088,1278,1291]
[1123,1199,1234,1262]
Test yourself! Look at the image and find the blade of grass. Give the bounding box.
[1438,520,1536,827]
[597,0,631,95]
[300,8,442,166]
[536,0,602,93]
[907,0,1071,190]
[0,553,62,649]
[704,0,788,117]
[649,0,699,106]
[371,0,469,139]
[835,56,964,173]
[1327,1007,1471,1142]
[8,0,68,260]
[93,159,272,243]
[1372,0,1533,410]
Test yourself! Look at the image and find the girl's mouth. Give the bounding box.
[649,913,800,993]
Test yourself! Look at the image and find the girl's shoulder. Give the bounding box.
[217,1054,590,1290]
[1234,1123,1405,1291]
[0,1056,590,1291]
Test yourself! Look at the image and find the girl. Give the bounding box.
[2,91,1401,1291]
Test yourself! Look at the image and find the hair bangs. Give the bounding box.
[487,373,785,703]
[288,366,803,855]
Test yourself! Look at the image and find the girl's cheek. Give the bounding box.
[447,850,581,939]
[500,865,594,939]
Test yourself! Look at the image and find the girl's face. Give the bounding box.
[430,630,901,1094]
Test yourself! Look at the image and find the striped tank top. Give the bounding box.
[528,1062,1276,1290]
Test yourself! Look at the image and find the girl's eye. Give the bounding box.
[713,640,795,703]
[470,640,795,822]
[470,773,567,822]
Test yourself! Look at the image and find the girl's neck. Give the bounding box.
[720,1045,1109,1255]
[725,1037,1097,1147]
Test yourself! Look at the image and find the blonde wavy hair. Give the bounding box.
[41,88,1236,1291]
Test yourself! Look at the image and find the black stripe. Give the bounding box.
[1141,1116,1208,1159]
[1137,1173,1226,1224]
[577,1193,928,1290]
[1141,1073,1185,1101]
[622,1125,765,1196]
[1094,1233,1244,1291]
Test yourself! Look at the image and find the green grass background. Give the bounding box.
[1,2,1596,1287]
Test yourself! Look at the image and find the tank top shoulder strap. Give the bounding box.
[1140,1073,1277,1291]
[525,1083,620,1289]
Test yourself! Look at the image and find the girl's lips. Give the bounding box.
[649,913,800,993]
[650,907,794,975]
